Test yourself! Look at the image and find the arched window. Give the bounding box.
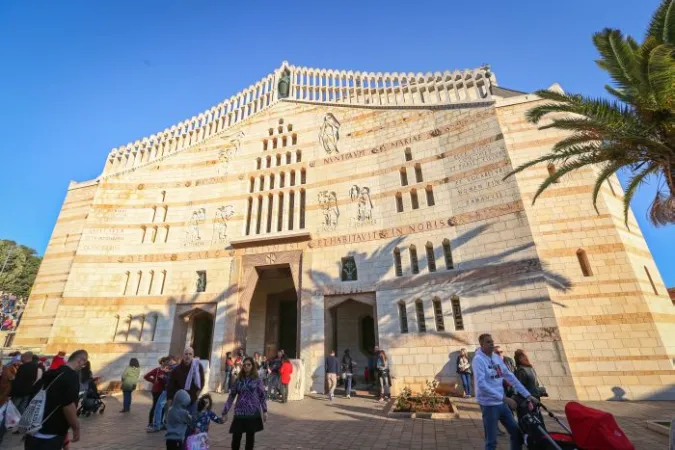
[410,189,420,210]
[300,168,306,185]
[409,245,419,274]
[644,266,658,295]
[256,196,264,234]
[245,197,253,235]
[443,239,454,270]
[249,177,255,193]
[272,137,278,149]
[137,314,146,341]
[270,174,275,190]
[160,190,166,203]
[432,298,445,331]
[268,128,274,136]
[266,195,274,233]
[151,206,157,223]
[277,193,284,231]
[141,226,147,244]
[280,172,286,188]
[426,242,436,272]
[263,139,268,151]
[547,163,560,183]
[296,150,302,163]
[259,175,265,191]
[160,270,167,295]
[404,147,412,161]
[124,314,133,342]
[282,136,288,147]
[150,314,159,341]
[415,299,426,332]
[576,249,593,277]
[398,301,409,333]
[162,206,168,222]
[151,226,158,244]
[287,124,293,132]
[414,164,423,183]
[425,186,435,206]
[112,315,120,342]
[393,248,403,276]
[399,168,408,186]
[266,155,272,168]
[288,191,295,230]
[292,133,298,145]
[451,296,464,330]
[286,152,292,164]
[276,154,282,166]
[164,225,170,243]
[256,157,262,170]
[290,170,296,186]
[395,193,404,213]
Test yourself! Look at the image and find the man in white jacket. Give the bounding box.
[472,334,538,450]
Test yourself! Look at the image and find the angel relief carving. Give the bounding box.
[217,131,244,176]
[185,208,206,245]
[319,113,340,154]
[212,205,235,243]
[318,191,339,232]
[349,185,375,226]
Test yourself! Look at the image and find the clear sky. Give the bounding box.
[1,1,673,286]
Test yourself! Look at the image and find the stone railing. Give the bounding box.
[102,62,494,178]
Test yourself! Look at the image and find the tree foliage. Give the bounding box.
[504,0,675,226]
[0,239,42,300]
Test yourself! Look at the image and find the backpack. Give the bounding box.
[15,371,64,435]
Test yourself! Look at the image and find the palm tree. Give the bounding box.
[504,0,675,226]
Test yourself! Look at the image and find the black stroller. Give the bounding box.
[77,380,107,417]
[515,396,577,450]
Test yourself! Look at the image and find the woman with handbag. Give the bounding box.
[514,349,546,427]
[455,348,472,398]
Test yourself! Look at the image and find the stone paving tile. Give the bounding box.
[3,393,672,449]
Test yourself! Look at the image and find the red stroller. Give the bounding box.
[517,399,635,450]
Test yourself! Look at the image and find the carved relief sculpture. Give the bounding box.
[212,205,235,242]
[318,191,339,232]
[349,185,374,222]
[185,208,206,244]
[341,256,358,281]
[319,113,340,154]
[218,131,244,176]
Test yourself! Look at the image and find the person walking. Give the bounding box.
[495,346,516,399]
[149,356,177,433]
[11,351,38,413]
[514,349,546,427]
[23,349,88,450]
[473,334,537,450]
[221,356,267,450]
[145,357,168,430]
[267,351,282,400]
[191,393,223,434]
[167,347,204,418]
[279,355,293,403]
[120,358,141,413]
[341,349,356,399]
[223,352,234,393]
[165,389,192,450]
[325,350,339,401]
[376,350,391,402]
[456,348,473,398]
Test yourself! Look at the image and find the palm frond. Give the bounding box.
[591,162,624,214]
[647,0,675,45]
[622,164,660,224]
[649,190,675,225]
[593,29,642,90]
[647,43,675,109]
[503,145,601,181]
[531,156,606,205]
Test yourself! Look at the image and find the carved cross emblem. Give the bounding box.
[266,253,277,265]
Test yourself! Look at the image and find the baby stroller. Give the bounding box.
[516,397,634,450]
[77,381,107,417]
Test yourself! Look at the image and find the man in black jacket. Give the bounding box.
[11,351,38,413]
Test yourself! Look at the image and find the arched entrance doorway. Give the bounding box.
[170,305,216,361]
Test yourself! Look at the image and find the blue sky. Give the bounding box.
[1,1,673,286]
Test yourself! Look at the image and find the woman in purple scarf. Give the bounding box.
[221,356,267,450]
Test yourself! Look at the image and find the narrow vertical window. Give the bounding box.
[404,148,412,161]
[296,150,302,162]
[266,155,272,168]
[270,174,275,190]
[414,163,423,183]
[426,242,436,272]
[396,193,403,213]
[259,175,264,191]
[576,249,593,277]
[256,157,262,170]
[433,298,445,332]
[263,139,268,151]
[249,178,255,193]
[160,270,167,295]
[451,296,464,330]
[138,314,146,341]
[288,191,295,230]
[644,266,658,295]
[151,226,158,243]
[163,206,168,222]
[266,195,274,233]
[398,301,409,333]
[141,226,147,244]
[301,168,306,185]
[299,190,306,229]
[443,238,454,269]
[415,300,426,332]
[292,133,297,145]
[280,172,285,188]
[290,170,296,186]
[277,193,284,231]
[272,137,278,149]
[122,271,131,295]
[161,190,166,203]
[147,270,155,295]
[125,314,133,341]
[150,314,159,341]
[282,136,288,147]
[276,154,281,166]
[164,225,170,243]
[151,206,157,223]
[400,168,408,186]
[409,245,419,274]
[256,196,263,234]
[286,152,291,164]
[246,197,253,235]
[135,271,143,295]
[426,186,435,206]
[393,248,403,277]
[410,189,419,210]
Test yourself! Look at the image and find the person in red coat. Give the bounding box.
[279,356,293,404]
[144,356,169,430]
[50,351,66,370]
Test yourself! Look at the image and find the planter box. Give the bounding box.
[385,397,459,420]
[644,420,672,437]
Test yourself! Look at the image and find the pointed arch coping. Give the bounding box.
[325,292,376,310]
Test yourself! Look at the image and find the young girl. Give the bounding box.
[279,356,293,403]
[120,358,140,412]
[188,393,223,448]
[221,356,267,450]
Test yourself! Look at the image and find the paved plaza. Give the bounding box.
[3,393,672,449]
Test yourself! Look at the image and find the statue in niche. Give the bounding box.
[278,69,290,99]
[185,208,206,244]
[349,185,374,222]
[196,271,207,293]
[218,131,244,176]
[319,113,340,154]
[212,205,235,242]
[341,257,357,281]
[318,191,339,232]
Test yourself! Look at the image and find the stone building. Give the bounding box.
[15,62,675,400]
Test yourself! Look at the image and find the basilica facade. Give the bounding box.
[15,62,675,400]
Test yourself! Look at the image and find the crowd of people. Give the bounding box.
[0,294,25,331]
[0,340,547,450]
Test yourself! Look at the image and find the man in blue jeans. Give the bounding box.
[472,334,537,450]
